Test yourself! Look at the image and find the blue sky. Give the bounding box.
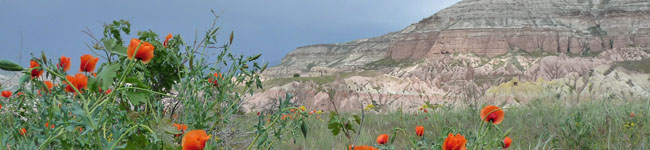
[0,0,459,69]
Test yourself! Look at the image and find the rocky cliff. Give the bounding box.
[264,0,650,78]
[247,0,650,113]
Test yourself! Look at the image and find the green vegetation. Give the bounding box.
[263,71,381,88]
[236,98,650,149]
[615,59,650,73]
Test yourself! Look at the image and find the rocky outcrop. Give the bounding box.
[248,0,650,112]
[264,0,650,79]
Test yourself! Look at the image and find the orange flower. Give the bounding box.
[349,145,378,150]
[19,128,26,135]
[43,81,54,93]
[30,60,44,78]
[127,38,155,64]
[442,133,467,150]
[281,114,288,120]
[164,33,172,48]
[480,105,505,125]
[376,134,388,145]
[65,73,88,94]
[207,72,223,86]
[1,90,11,98]
[78,127,84,133]
[415,126,424,137]
[58,56,71,72]
[630,112,636,118]
[182,130,211,150]
[79,54,99,73]
[173,123,189,136]
[503,136,512,149]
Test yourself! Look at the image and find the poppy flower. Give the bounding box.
[503,136,512,149]
[16,92,24,96]
[19,128,26,135]
[104,89,112,94]
[207,72,223,86]
[182,130,211,150]
[64,73,88,94]
[282,114,288,120]
[173,123,189,137]
[376,134,388,145]
[1,90,11,98]
[127,38,155,64]
[415,126,424,137]
[30,60,44,78]
[480,105,505,125]
[58,56,71,72]
[43,81,54,93]
[257,112,261,116]
[164,33,172,48]
[442,133,467,150]
[630,112,636,118]
[78,127,83,133]
[79,54,99,73]
[0,104,2,110]
[45,122,54,129]
[349,145,378,150]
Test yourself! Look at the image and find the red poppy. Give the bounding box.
[503,136,512,149]
[442,133,467,150]
[182,130,211,150]
[415,126,424,136]
[58,56,71,72]
[207,72,223,86]
[45,122,54,129]
[79,54,99,73]
[30,60,44,78]
[78,127,83,133]
[127,38,155,64]
[480,105,505,125]
[164,33,172,48]
[16,92,23,96]
[630,112,636,118]
[173,123,189,137]
[376,134,388,145]
[19,128,26,136]
[105,89,112,94]
[0,104,2,110]
[43,81,54,93]
[64,73,88,94]
[1,90,11,98]
[349,145,378,150]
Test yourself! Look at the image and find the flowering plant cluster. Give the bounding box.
[0,14,266,150]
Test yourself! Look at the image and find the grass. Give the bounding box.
[234,98,650,149]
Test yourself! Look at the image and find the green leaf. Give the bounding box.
[126,90,147,105]
[125,77,150,89]
[97,63,119,90]
[353,114,361,125]
[327,121,341,136]
[0,60,24,71]
[248,54,261,61]
[101,38,127,56]
[300,120,308,138]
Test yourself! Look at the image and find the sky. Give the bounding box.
[0,0,460,70]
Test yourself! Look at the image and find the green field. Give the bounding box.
[229,98,650,150]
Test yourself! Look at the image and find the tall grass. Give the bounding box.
[235,97,650,149]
